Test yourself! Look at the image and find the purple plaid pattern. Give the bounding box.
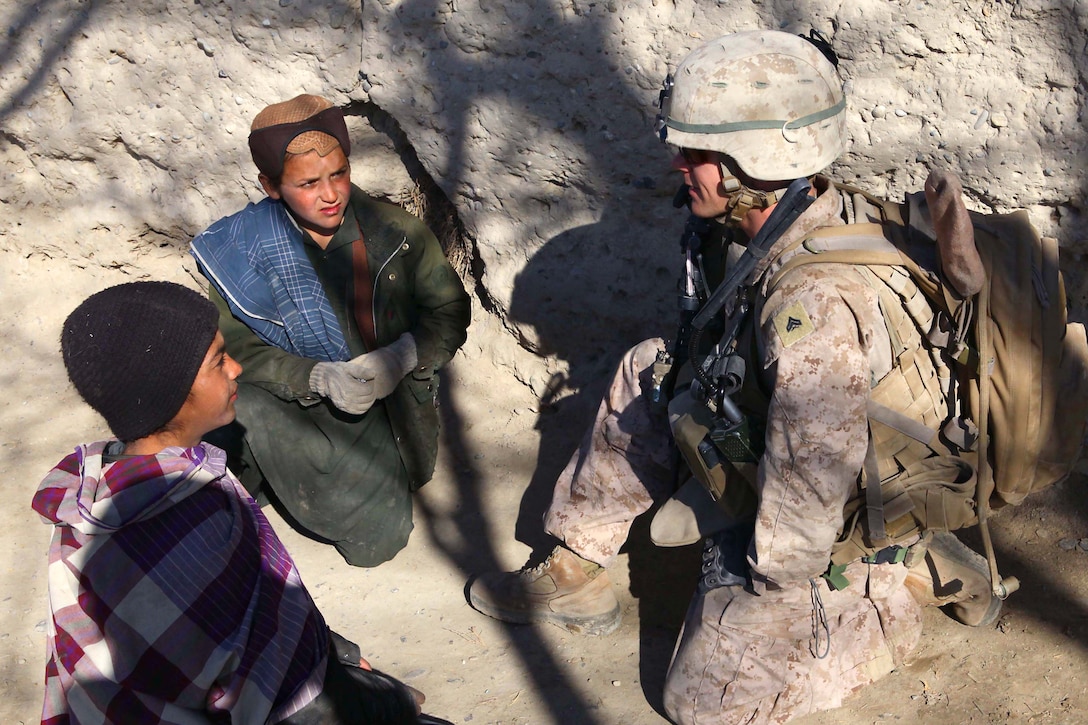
[32,441,328,724]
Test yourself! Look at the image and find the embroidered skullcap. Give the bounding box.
[248,94,351,180]
[62,281,220,442]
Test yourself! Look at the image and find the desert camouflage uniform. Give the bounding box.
[542,337,673,567]
[545,180,929,723]
[664,558,921,724]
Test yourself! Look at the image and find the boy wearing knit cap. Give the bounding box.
[35,281,450,724]
[191,95,470,567]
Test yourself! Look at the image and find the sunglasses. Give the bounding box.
[677,147,717,166]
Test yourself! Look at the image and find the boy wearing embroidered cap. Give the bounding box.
[191,94,470,567]
[35,281,452,724]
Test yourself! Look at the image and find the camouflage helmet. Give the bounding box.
[657,30,846,181]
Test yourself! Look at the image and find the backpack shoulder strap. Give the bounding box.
[767,222,943,300]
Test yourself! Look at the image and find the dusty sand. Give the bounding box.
[3,251,1088,725]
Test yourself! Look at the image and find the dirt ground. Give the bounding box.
[3,253,1088,725]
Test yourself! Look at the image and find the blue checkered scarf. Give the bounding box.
[190,197,350,362]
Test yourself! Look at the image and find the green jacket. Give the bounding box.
[212,186,470,489]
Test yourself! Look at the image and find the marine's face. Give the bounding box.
[671,147,731,219]
[172,331,242,440]
[261,145,352,241]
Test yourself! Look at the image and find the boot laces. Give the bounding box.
[523,547,562,579]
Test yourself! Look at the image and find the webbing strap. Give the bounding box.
[867,399,938,446]
[942,416,978,451]
[802,229,898,254]
[974,261,1003,595]
[863,432,887,545]
[768,249,906,291]
[862,545,908,565]
[351,234,378,351]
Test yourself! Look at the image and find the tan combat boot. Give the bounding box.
[904,531,1002,627]
[468,546,622,636]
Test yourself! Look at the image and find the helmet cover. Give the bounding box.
[658,30,846,180]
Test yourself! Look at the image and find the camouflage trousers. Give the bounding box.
[540,343,924,724]
[663,558,923,725]
[543,338,674,568]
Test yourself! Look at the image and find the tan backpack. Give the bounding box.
[770,171,1088,598]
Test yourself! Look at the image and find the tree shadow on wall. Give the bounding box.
[370,1,712,719]
[0,0,105,120]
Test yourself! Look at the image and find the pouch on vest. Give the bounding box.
[664,389,759,528]
[832,455,978,566]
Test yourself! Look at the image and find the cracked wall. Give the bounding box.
[3,0,1088,396]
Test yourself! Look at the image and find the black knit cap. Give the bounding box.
[61,281,220,442]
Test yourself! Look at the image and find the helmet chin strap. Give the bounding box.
[718,163,788,225]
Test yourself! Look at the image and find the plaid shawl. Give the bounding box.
[32,441,328,724]
[190,197,350,362]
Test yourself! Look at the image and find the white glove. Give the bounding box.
[349,333,419,403]
[309,333,418,415]
[309,362,374,415]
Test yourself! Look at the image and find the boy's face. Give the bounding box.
[171,331,242,440]
[260,146,351,239]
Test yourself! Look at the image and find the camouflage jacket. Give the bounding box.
[742,179,901,591]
